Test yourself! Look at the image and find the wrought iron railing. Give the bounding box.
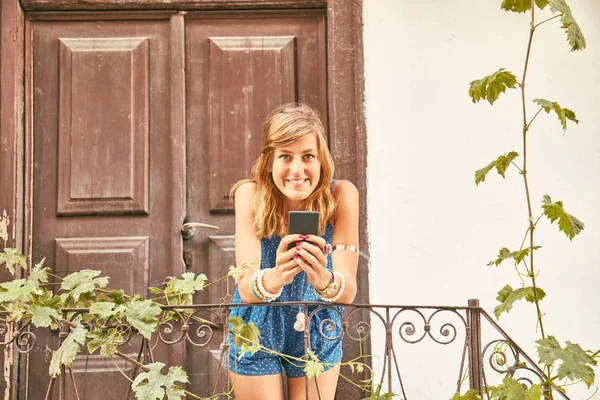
[0,299,567,399]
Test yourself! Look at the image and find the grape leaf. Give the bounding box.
[29,258,49,288]
[0,279,40,303]
[489,377,542,399]
[60,269,109,302]
[475,151,519,185]
[107,289,127,305]
[28,290,62,328]
[29,304,62,328]
[303,350,324,379]
[228,264,246,284]
[501,0,549,13]
[487,246,541,267]
[533,99,579,131]
[541,195,584,240]
[452,389,483,400]
[536,336,596,387]
[167,272,207,296]
[0,248,28,276]
[3,302,26,321]
[362,384,398,400]
[494,284,546,319]
[229,316,261,359]
[469,68,518,105]
[125,297,162,339]
[89,301,126,320]
[49,325,87,377]
[547,0,586,51]
[87,327,123,357]
[132,362,188,400]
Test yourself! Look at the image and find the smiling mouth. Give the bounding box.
[287,179,308,185]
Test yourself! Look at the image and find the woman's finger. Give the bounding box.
[295,241,327,267]
[293,255,314,276]
[301,234,327,250]
[296,248,323,274]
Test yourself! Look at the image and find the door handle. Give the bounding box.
[181,222,219,239]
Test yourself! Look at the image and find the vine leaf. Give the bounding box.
[49,325,87,377]
[0,248,28,276]
[60,269,109,302]
[489,376,542,399]
[501,0,548,13]
[170,272,207,295]
[494,285,546,319]
[451,389,482,400]
[487,246,541,267]
[541,195,584,240]
[475,151,519,185]
[304,349,325,379]
[362,384,398,400]
[469,68,518,105]
[89,301,127,320]
[29,258,49,287]
[125,297,162,339]
[547,0,586,51]
[0,279,40,303]
[131,362,188,400]
[228,264,245,284]
[533,99,579,131]
[230,316,261,359]
[29,290,62,328]
[536,336,596,387]
[87,327,123,357]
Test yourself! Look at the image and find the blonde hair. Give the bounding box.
[231,103,336,238]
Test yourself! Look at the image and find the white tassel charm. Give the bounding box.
[293,311,306,332]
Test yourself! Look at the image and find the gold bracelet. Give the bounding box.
[332,244,359,254]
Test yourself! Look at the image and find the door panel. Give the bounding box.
[183,10,327,395]
[29,15,180,399]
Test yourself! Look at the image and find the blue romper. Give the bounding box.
[229,215,343,377]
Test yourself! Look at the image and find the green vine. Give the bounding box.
[456,0,597,398]
[0,219,382,399]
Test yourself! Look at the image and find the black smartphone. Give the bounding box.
[287,211,319,250]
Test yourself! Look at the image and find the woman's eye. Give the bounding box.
[278,154,290,160]
[304,154,316,160]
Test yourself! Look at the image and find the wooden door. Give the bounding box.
[27,12,186,399]
[25,7,328,399]
[183,10,327,394]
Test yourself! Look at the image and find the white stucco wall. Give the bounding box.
[364,0,600,398]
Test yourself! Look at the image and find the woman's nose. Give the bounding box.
[290,157,303,174]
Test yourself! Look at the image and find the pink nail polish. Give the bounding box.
[299,234,309,239]
[294,255,299,260]
[295,246,301,251]
[296,241,302,246]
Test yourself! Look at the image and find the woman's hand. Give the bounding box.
[262,234,305,293]
[292,235,332,290]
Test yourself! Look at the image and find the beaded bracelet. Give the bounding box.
[316,271,346,303]
[250,271,270,302]
[252,269,282,302]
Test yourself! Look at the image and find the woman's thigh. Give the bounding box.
[287,365,340,400]
[229,372,285,400]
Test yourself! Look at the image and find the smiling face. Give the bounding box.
[270,133,321,210]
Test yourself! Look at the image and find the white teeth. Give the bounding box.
[288,179,306,185]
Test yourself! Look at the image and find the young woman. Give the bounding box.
[229,103,359,400]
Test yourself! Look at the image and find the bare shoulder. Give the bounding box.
[234,181,257,201]
[332,179,358,201]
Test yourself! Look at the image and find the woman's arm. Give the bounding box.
[233,182,303,303]
[293,180,360,304]
[232,182,263,304]
[330,180,360,303]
